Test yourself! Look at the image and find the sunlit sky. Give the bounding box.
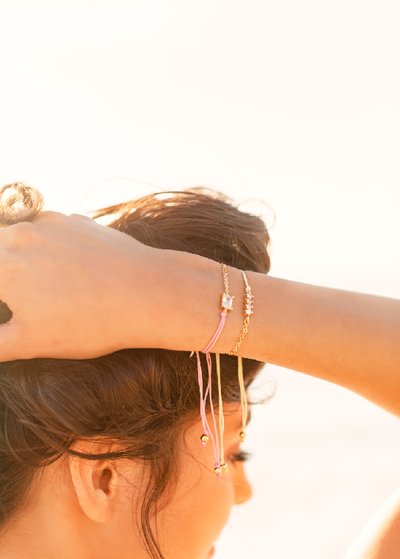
[1,2,399,558]
[1,1,399,292]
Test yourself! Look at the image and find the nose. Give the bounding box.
[233,464,253,505]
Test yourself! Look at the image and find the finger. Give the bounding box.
[32,210,68,224]
[0,221,35,250]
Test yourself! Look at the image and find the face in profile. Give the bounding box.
[2,405,251,559]
[155,406,253,559]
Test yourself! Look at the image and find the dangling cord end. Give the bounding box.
[214,462,222,479]
[206,352,220,474]
[196,351,209,446]
[216,352,228,474]
[238,355,247,441]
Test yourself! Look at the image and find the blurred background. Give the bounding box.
[1,1,399,557]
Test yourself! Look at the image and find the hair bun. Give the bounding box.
[0,182,44,227]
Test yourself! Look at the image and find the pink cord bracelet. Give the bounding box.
[202,310,228,353]
[196,263,233,478]
[202,263,233,352]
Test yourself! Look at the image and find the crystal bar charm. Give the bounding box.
[220,293,234,311]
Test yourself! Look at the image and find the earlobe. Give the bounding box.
[69,443,116,523]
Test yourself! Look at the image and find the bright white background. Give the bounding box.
[1,1,399,558]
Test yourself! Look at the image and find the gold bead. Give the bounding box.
[214,466,222,476]
[221,462,229,473]
[201,434,209,443]
[239,431,246,441]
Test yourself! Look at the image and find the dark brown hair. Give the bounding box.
[0,184,271,558]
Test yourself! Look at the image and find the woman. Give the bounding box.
[0,183,399,558]
[0,184,270,559]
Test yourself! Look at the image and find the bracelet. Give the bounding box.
[201,263,234,353]
[228,270,253,355]
[195,265,253,478]
[196,263,234,478]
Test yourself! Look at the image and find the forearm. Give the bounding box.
[243,273,400,417]
[151,250,400,417]
[3,212,399,419]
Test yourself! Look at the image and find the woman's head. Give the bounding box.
[0,184,271,559]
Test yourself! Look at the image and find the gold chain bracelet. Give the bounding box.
[228,270,253,355]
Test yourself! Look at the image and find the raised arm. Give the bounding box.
[148,249,400,417]
[0,211,399,417]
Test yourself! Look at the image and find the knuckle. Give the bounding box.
[35,210,65,224]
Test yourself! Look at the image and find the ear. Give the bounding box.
[69,441,117,523]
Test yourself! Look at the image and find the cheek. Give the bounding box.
[157,446,235,558]
[167,475,234,558]
[184,467,234,530]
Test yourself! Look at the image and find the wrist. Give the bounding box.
[118,242,257,355]
[143,249,246,353]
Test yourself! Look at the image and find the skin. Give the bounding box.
[0,211,399,558]
[343,485,400,559]
[0,212,399,418]
[0,407,250,559]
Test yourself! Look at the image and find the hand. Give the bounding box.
[0,211,156,360]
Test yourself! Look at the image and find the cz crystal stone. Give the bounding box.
[221,294,234,311]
